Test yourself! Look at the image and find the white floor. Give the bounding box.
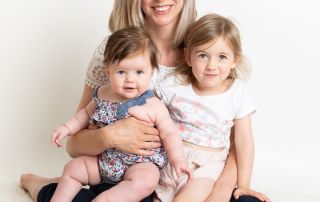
[0,182,32,202]
[1,182,317,202]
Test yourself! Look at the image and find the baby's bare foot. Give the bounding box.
[20,173,60,201]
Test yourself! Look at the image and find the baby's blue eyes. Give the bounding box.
[136,70,144,75]
[116,70,144,75]
[117,70,125,75]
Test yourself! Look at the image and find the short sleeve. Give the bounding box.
[234,81,256,119]
[85,36,109,89]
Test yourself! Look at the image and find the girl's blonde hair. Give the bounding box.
[176,14,250,84]
[109,0,197,48]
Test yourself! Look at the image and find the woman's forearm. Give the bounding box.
[66,117,161,158]
[66,127,113,158]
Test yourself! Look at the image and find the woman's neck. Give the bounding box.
[147,24,182,67]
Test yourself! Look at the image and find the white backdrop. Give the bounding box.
[0,0,319,201]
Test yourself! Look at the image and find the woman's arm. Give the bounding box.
[76,85,93,111]
[66,117,161,157]
[66,85,161,157]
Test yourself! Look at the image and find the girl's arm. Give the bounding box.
[233,116,271,202]
[66,85,161,158]
[234,115,254,189]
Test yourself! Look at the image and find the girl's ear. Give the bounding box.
[184,48,192,67]
[231,55,239,69]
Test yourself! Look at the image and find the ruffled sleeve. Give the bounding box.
[85,36,109,88]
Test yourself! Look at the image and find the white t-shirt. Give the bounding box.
[156,77,256,149]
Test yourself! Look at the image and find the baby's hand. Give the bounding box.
[234,187,271,202]
[51,125,70,147]
[171,159,192,181]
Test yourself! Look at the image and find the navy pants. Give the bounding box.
[37,182,261,202]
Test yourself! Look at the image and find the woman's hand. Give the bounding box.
[233,187,271,202]
[107,117,161,155]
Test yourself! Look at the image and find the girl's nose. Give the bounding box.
[206,59,218,70]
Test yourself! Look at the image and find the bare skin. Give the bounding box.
[20,174,60,201]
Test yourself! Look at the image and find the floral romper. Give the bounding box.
[90,88,168,184]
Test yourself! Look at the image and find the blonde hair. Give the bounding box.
[176,14,250,84]
[108,0,197,48]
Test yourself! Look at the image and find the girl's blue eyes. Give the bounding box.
[198,54,207,59]
[197,53,228,60]
[219,55,227,60]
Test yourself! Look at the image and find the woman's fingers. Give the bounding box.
[234,188,271,202]
[252,191,271,202]
[140,132,160,142]
[135,141,161,155]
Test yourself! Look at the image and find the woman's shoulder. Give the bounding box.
[85,35,110,89]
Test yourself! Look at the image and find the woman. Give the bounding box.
[21,0,267,201]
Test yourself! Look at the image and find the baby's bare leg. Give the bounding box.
[93,162,159,202]
[173,178,215,202]
[51,156,101,202]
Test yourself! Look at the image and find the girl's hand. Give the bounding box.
[233,187,271,202]
[51,126,70,147]
[108,117,161,155]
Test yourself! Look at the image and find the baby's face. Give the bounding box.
[107,50,154,100]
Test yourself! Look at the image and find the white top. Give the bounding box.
[155,78,256,149]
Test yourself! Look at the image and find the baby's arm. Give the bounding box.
[51,100,95,147]
[149,98,192,179]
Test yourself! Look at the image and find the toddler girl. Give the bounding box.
[155,14,270,202]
